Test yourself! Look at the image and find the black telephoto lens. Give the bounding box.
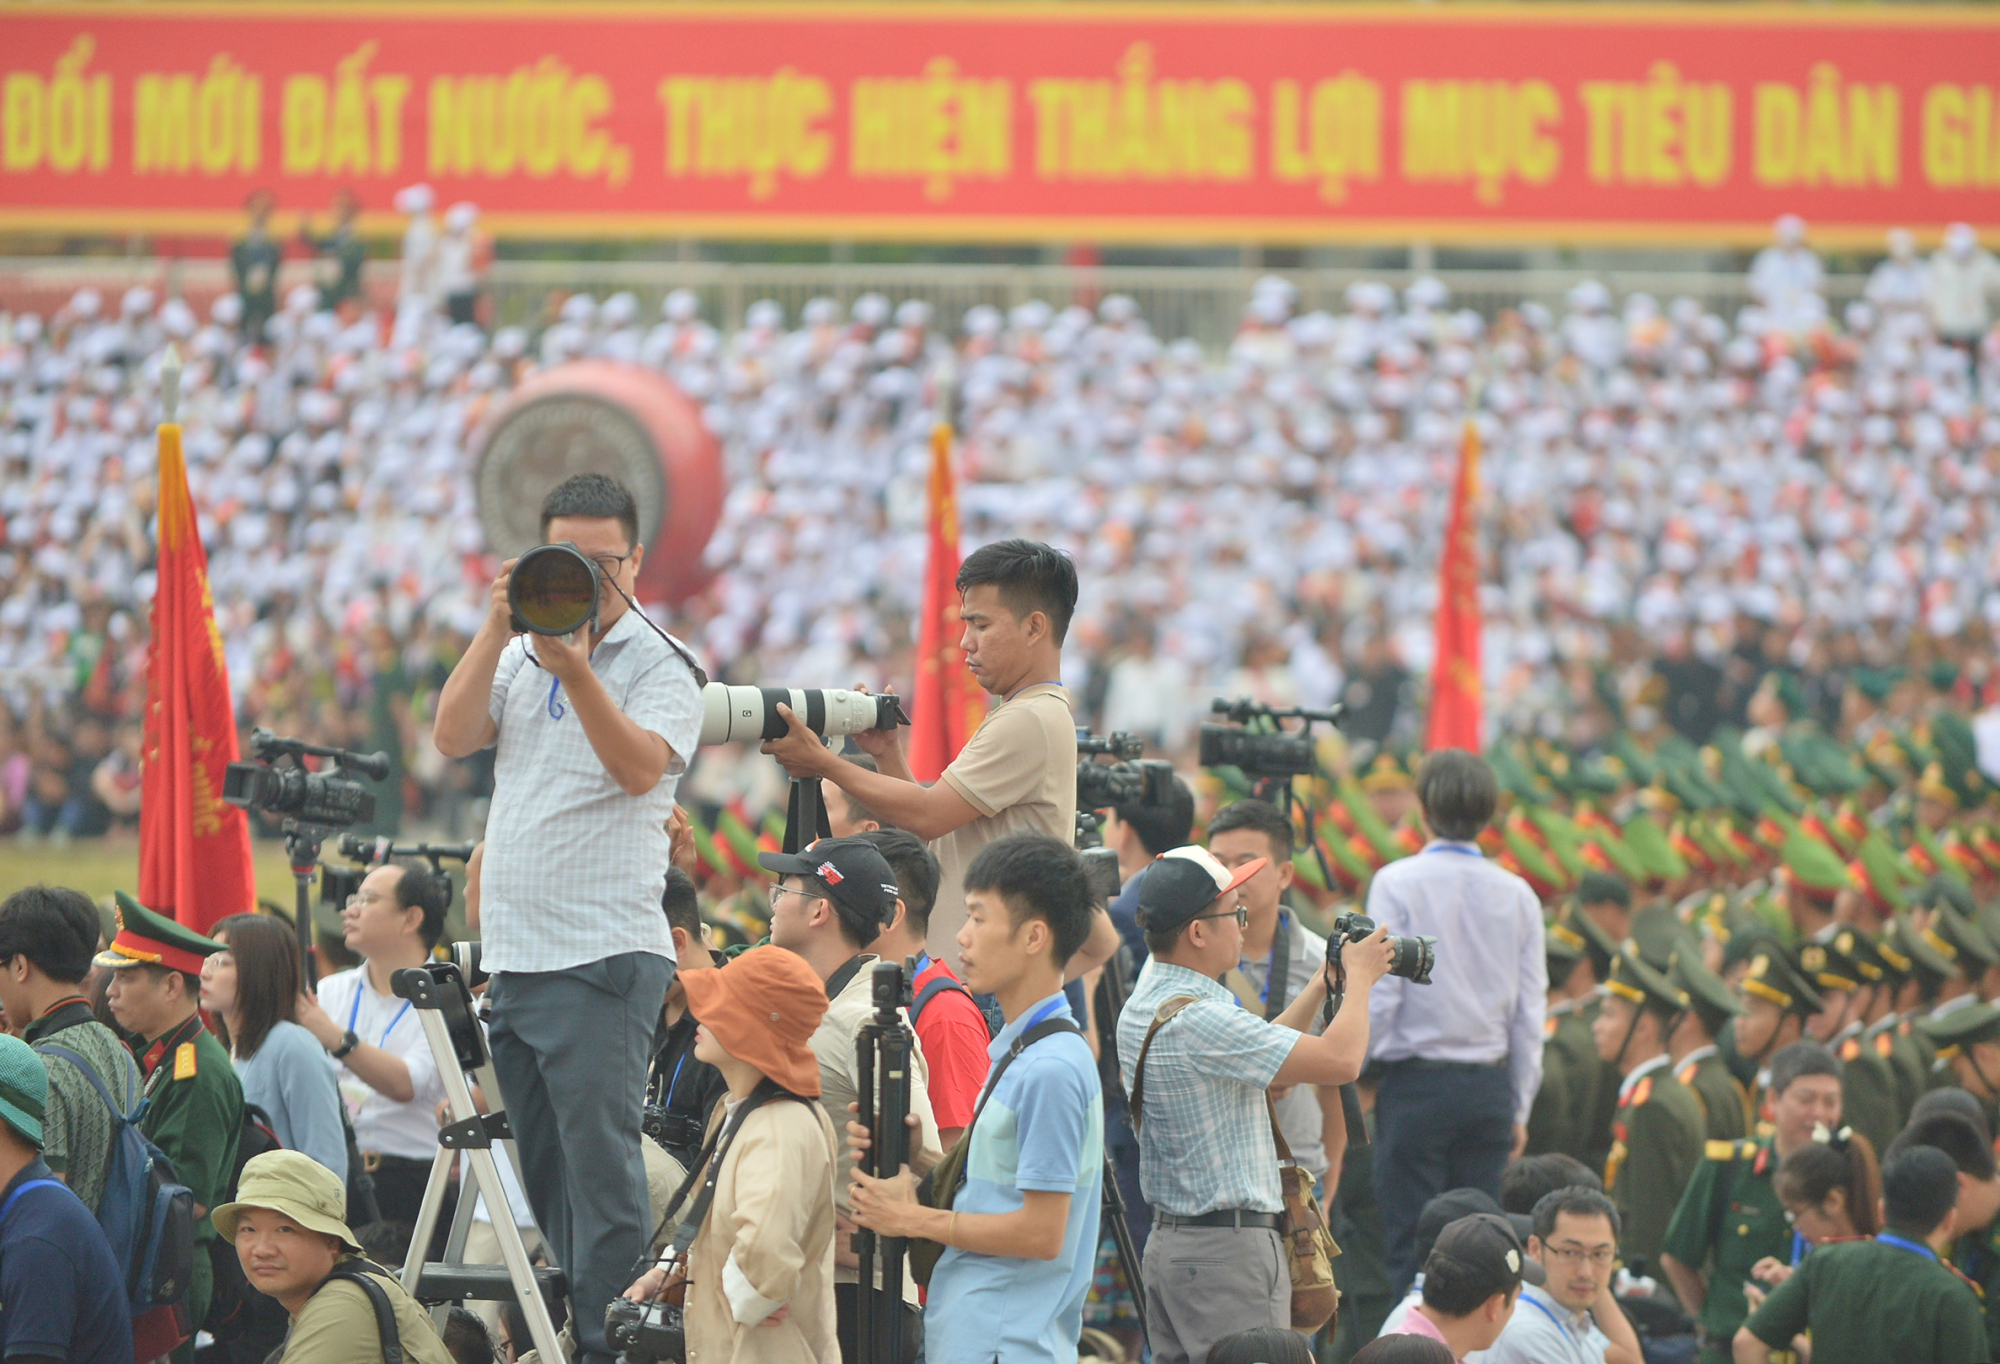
[509,542,600,636]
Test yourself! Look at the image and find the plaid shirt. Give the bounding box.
[1117,960,1301,1216]
[480,608,705,974]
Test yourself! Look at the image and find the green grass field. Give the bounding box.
[0,838,316,907]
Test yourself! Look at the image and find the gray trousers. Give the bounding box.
[489,952,672,1364]
[1141,1221,1289,1364]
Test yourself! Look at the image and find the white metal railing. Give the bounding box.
[0,255,1871,349]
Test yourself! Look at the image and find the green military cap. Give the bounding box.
[1888,913,1961,983]
[1869,928,1914,986]
[1781,829,1853,894]
[1915,999,2000,1058]
[1557,901,1622,980]
[1545,927,1585,985]
[1632,905,1697,972]
[1622,814,1689,884]
[94,891,225,974]
[1721,920,1784,975]
[1669,949,1744,1031]
[1930,897,1997,974]
[1741,945,1825,1017]
[1833,928,1890,986]
[1849,667,1902,703]
[1605,944,1690,1018]
[1794,935,1863,994]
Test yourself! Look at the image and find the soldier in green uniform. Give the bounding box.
[1919,895,1996,1093]
[1888,913,1962,1108]
[1919,997,2000,1138]
[1593,949,1706,1270]
[1901,1100,2000,1350]
[1822,932,1903,1156]
[1668,950,1749,1141]
[97,892,243,1360]
[1566,903,1625,1172]
[1527,927,1587,1157]
[1660,1039,1847,1364]
[1733,947,1825,1125]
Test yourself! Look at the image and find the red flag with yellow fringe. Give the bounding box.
[908,418,984,781]
[1426,420,1484,753]
[141,356,255,933]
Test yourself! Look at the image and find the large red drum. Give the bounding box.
[471,361,723,606]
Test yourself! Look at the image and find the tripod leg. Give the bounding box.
[1100,1156,1148,1346]
[401,1147,455,1295]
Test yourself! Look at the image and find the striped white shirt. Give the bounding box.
[479,608,704,974]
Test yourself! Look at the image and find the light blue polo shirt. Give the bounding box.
[925,992,1104,1364]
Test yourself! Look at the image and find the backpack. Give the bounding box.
[33,1042,196,1318]
[205,1104,288,1347]
[304,1259,412,1364]
[910,972,988,1035]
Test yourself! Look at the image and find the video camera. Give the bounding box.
[1197,697,1345,780]
[320,834,476,917]
[1075,730,1177,811]
[222,728,388,829]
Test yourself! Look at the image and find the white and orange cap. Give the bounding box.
[1135,845,1268,933]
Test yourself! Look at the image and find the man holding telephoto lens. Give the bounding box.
[434,473,705,1364]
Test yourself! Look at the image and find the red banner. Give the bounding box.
[4,4,1999,245]
[141,413,256,935]
[907,419,982,783]
[1425,421,1483,755]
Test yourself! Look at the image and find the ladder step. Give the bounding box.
[412,1263,568,1307]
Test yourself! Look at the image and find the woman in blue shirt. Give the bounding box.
[200,914,347,1181]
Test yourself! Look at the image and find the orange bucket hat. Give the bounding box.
[679,946,829,1097]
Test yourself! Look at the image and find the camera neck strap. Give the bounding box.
[602,574,710,688]
[644,1078,803,1276]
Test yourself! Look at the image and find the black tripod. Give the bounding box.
[854,961,917,1363]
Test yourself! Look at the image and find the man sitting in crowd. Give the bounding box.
[1483,1186,1643,1364]
[0,1031,131,1364]
[0,885,142,1215]
[98,894,242,1357]
[1119,845,1392,1364]
[1384,1213,1537,1361]
[298,861,454,1246]
[217,1150,455,1364]
[849,833,1104,1364]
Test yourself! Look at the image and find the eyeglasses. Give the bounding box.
[769,885,826,911]
[1193,907,1249,928]
[1543,1245,1617,1268]
[589,551,634,577]
[344,891,390,910]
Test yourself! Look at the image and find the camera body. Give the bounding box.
[1328,911,1438,986]
[642,1105,704,1154]
[605,1295,684,1364]
[222,729,384,828]
[1075,730,1177,811]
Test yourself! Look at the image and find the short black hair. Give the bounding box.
[1350,1338,1455,1364]
[1888,1110,1997,1181]
[956,539,1078,644]
[962,834,1095,961]
[390,863,453,951]
[539,473,640,549]
[1416,749,1499,842]
[1115,777,1195,857]
[1503,1154,1602,1214]
[1881,1145,1961,1238]
[1420,1249,1515,1318]
[1769,1040,1842,1096]
[661,866,700,942]
[0,885,100,984]
[1530,1185,1622,1242]
[1207,797,1294,862]
[137,963,203,1000]
[835,755,885,829]
[1207,1328,1315,1364]
[861,830,939,935]
[443,1306,496,1364]
[1908,1087,1993,1143]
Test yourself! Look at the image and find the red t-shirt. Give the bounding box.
[910,957,991,1133]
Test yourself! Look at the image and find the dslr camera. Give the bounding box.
[1075,730,1176,810]
[642,1105,704,1156]
[700,683,910,746]
[222,728,387,828]
[1329,911,1437,985]
[604,1295,684,1364]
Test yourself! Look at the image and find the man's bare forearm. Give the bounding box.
[435,625,509,756]
[563,667,672,796]
[818,758,978,841]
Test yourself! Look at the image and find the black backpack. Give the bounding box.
[204,1104,289,1356]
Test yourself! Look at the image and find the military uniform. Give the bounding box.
[1601,952,1707,1269]
[1743,1234,1989,1364]
[1954,1216,2000,1352]
[1565,906,1624,1171]
[1670,951,1749,1142]
[1661,1136,1791,1364]
[1527,931,1587,1157]
[97,892,243,1358]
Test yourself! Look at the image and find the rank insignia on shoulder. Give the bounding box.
[173,1042,196,1080]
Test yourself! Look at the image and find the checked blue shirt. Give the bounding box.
[1117,960,1302,1217]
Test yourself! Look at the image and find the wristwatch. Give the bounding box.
[331,1030,361,1060]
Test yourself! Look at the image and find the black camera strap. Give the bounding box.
[636,1078,805,1283]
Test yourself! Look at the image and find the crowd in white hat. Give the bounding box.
[1,215,1998,830]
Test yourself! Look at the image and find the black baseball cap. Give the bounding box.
[758,837,899,930]
[1426,1213,1545,1297]
[1135,846,1268,934]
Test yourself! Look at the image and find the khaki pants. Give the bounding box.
[1140,1222,1288,1364]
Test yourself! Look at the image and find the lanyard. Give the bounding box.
[348,982,412,1048]
[1022,997,1067,1031]
[1424,842,1484,857]
[1877,1232,1938,1262]
[912,953,932,978]
[1521,1294,1585,1356]
[1245,913,1289,1009]
[547,675,566,720]
[664,1051,689,1105]
[1791,1230,1808,1266]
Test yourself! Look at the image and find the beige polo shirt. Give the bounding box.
[929,682,1079,970]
